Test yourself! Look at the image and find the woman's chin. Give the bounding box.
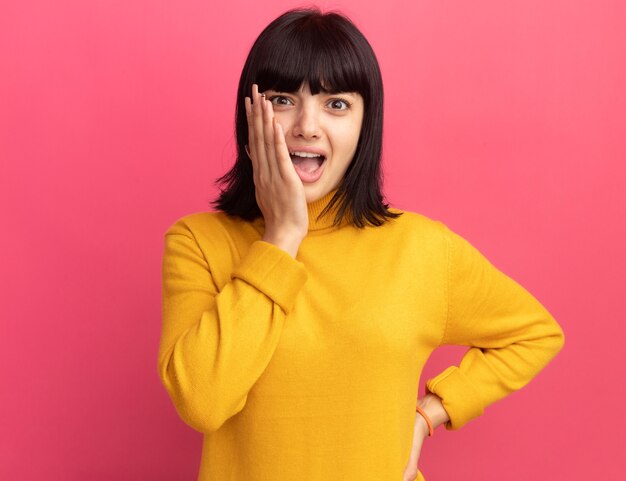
[303,184,326,203]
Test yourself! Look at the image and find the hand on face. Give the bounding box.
[245,84,309,249]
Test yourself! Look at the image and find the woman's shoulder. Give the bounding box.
[385,206,447,234]
[163,209,259,245]
[372,207,450,252]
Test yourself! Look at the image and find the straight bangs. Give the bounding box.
[253,20,370,101]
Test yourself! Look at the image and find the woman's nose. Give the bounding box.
[291,106,321,139]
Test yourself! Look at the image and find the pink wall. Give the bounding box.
[2,0,624,479]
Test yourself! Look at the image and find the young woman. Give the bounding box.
[158,7,565,481]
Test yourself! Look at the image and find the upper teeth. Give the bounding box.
[290,151,322,158]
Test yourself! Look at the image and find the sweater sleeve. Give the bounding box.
[424,222,565,431]
[157,220,308,433]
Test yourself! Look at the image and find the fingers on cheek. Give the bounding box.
[254,109,262,140]
[272,113,287,143]
[253,95,263,127]
[264,101,276,148]
[264,101,273,137]
[244,97,251,118]
[268,103,284,151]
[254,102,264,154]
[273,118,280,143]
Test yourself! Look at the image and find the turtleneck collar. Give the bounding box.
[252,188,350,233]
[306,188,348,232]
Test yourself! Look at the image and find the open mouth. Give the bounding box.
[289,153,326,173]
[288,151,327,182]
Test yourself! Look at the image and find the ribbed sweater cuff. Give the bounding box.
[425,365,485,430]
[230,240,308,314]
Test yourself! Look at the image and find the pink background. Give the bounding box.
[2,0,624,479]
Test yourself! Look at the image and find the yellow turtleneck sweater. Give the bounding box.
[158,188,565,481]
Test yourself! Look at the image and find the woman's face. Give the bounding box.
[262,82,364,203]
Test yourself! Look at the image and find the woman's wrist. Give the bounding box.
[262,231,303,258]
[417,393,450,433]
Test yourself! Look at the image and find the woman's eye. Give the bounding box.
[268,95,293,106]
[327,98,351,110]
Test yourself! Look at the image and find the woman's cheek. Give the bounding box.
[274,115,291,134]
